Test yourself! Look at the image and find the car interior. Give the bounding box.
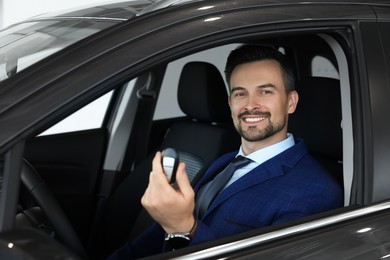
[95,60,241,257]
[19,31,352,259]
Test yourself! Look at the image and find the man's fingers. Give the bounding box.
[152,151,163,173]
[175,162,194,198]
[150,151,171,185]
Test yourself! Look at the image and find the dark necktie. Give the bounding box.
[195,156,252,218]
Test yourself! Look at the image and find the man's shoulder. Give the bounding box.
[268,138,338,181]
[282,140,341,187]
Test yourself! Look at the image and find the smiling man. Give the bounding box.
[228,55,298,154]
[108,45,343,259]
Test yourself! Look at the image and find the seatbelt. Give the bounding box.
[121,73,157,173]
[86,73,157,253]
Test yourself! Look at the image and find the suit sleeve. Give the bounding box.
[190,220,216,245]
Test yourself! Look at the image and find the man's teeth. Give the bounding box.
[244,117,266,123]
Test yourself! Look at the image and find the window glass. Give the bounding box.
[311,55,339,79]
[39,91,112,136]
[0,20,118,82]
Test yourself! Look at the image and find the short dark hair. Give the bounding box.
[224,45,295,93]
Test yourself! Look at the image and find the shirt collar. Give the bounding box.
[237,133,295,165]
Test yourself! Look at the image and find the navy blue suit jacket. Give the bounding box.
[107,139,343,259]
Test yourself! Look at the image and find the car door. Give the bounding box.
[23,92,113,243]
[2,1,390,259]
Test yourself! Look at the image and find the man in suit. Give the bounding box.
[107,45,343,259]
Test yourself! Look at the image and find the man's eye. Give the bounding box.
[260,90,272,95]
[233,92,245,97]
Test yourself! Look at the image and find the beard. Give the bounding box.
[235,111,287,142]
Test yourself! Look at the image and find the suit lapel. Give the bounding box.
[194,151,236,192]
[203,139,309,218]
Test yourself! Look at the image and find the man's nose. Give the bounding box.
[245,95,260,110]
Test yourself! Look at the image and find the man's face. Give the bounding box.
[228,59,298,151]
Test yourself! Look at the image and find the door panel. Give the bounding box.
[24,128,107,243]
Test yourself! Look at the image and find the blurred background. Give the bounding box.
[0,0,110,29]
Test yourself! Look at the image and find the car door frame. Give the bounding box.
[0,0,386,258]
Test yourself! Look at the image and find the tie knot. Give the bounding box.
[230,155,252,169]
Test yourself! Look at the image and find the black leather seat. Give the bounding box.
[288,76,343,185]
[97,61,240,258]
[160,61,241,183]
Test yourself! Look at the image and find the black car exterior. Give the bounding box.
[0,0,390,259]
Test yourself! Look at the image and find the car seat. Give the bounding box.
[288,76,343,185]
[96,61,240,258]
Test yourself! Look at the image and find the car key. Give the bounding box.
[161,147,179,184]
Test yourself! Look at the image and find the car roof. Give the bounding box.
[23,0,205,22]
[20,0,390,24]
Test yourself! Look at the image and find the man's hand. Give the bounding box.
[141,152,195,234]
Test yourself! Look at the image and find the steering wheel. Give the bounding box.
[20,159,87,259]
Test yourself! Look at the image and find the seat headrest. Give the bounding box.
[289,77,342,159]
[177,62,231,122]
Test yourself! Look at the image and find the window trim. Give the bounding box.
[0,142,24,232]
[319,33,354,206]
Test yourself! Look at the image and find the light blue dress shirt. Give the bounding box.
[225,133,295,188]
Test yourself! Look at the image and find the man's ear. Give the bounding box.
[287,90,299,114]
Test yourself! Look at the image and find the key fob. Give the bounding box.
[161,148,179,183]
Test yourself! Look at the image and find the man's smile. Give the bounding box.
[242,116,267,123]
[239,111,270,124]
